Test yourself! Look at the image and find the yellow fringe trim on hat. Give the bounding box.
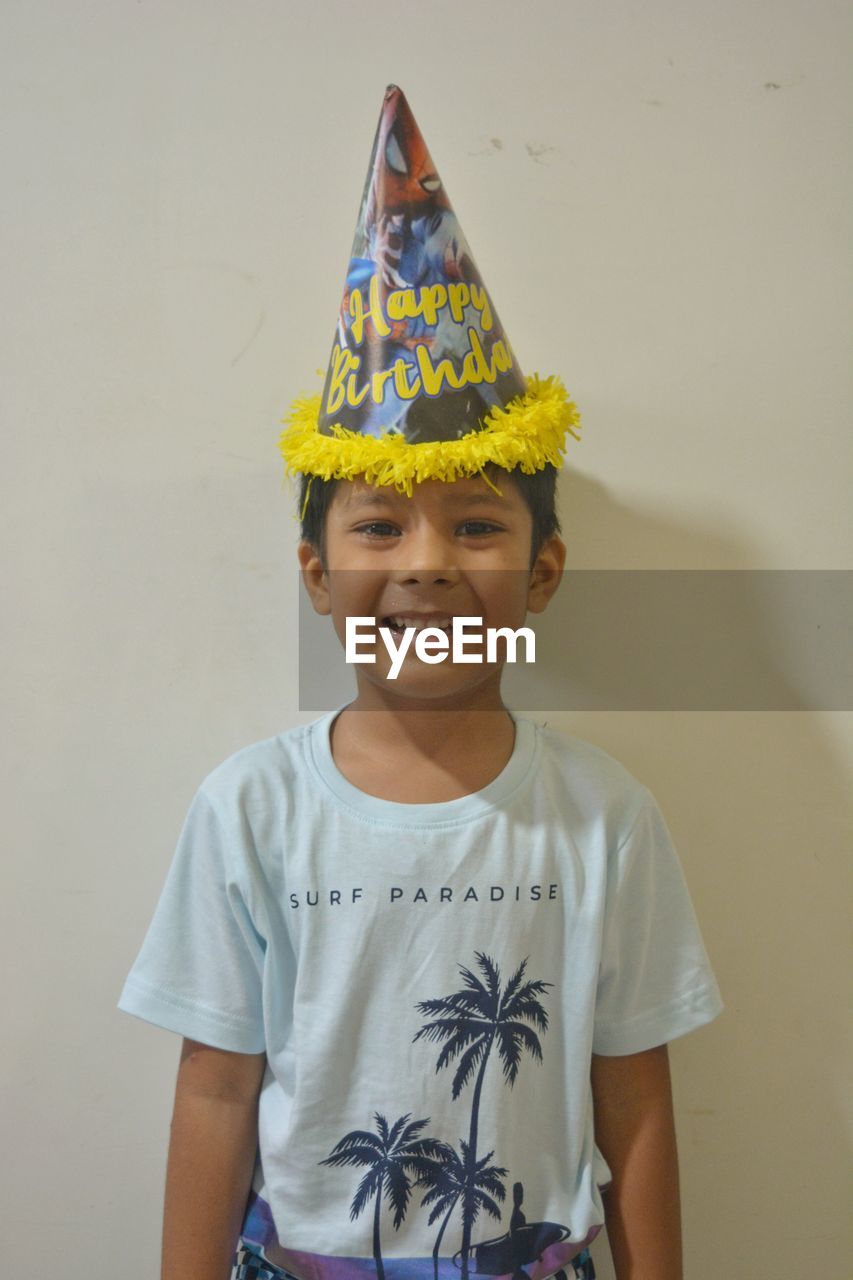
[278,375,581,497]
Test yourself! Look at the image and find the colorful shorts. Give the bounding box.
[231,1242,596,1280]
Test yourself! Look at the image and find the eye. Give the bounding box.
[385,132,408,175]
[458,521,503,536]
[355,521,400,538]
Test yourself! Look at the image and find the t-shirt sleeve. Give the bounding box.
[592,787,724,1056]
[117,786,267,1053]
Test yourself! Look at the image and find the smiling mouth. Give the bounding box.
[380,616,455,636]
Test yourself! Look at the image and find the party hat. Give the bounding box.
[279,85,580,495]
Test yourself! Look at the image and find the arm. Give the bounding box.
[590,1043,682,1280]
[161,1038,267,1280]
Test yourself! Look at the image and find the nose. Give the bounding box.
[390,524,461,584]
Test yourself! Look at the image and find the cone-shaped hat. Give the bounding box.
[280,85,580,494]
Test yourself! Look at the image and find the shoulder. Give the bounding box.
[178,719,325,884]
[532,718,645,791]
[194,717,319,820]
[525,717,652,847]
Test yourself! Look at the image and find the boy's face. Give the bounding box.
[298,473,565,707]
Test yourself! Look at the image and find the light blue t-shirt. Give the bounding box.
[118,707,723,1279]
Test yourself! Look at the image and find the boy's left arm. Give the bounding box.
[590,1043,683,1280]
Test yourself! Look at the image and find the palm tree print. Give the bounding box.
[415,1137,507,1280]
[319,1111,448,1279]
[413,953,553,1279]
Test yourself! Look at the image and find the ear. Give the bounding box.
[297,539,331,616]
[526,533,566,614]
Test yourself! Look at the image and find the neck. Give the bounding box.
[329,679,516,803]
[342,677,512,751]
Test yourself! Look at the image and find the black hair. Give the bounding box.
[297,463,561,570]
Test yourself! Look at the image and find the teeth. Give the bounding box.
[387,616,453,631]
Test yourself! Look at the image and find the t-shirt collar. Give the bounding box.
[308,702,537,827]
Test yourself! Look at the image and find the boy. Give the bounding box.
[118,87,723,1280]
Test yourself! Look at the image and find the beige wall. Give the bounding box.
[2,1,850,1275]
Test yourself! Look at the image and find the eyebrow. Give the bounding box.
[345,491,509,510]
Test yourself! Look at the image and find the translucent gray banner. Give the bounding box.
[297,570,852,710]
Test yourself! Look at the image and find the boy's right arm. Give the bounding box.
[161,1038,267,1280]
